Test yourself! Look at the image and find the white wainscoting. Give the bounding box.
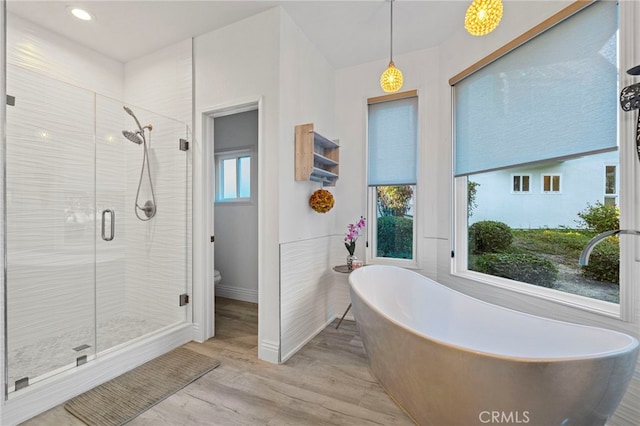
[280,235,355,362]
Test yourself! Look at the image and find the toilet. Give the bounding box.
[214,269,222,285]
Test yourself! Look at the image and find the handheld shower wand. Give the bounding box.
[122,106,157,221]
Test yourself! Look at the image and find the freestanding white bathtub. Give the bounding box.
[349,265,639,426]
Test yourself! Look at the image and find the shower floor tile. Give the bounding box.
[7,313,165,388]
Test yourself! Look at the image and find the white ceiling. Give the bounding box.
[7,0,470,68]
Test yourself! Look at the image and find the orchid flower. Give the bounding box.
[344,216,366,255]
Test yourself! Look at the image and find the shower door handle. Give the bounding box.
[101,209,115,241]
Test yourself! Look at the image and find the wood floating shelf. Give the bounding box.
[295,123,339,186]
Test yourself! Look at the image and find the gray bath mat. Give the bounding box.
[64,347,220,426]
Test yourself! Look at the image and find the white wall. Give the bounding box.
[6,14,123,99]
[194,7,281,361]
[122,39,193,329]
[124,39,193,125]
[278,10,335,243]
[471,151,619,228]
[277,8,338,360]
[194,6,337,362]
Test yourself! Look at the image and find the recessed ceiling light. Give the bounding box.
[68,6,94,21]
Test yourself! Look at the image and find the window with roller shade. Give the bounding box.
[367,92,418,262]
[452,1,620,307]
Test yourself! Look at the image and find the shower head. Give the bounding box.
[123,105,143,131]
[122,130,144,144]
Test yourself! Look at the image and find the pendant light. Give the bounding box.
[380,0,403,93]
[465,0,503,36]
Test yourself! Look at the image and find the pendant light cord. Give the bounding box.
[390,0,394,62]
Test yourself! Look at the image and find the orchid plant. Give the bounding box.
[344,216,366,256]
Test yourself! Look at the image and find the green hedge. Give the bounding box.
[377,216,413,259]
[473,253,558,288]
[582,238,619,284]
[576,202,619,234]
[468,221,513,254]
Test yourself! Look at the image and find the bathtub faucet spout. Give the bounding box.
[578,229,640,266]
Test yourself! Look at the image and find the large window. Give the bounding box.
[452,1,621,312]
[367,92,418,263]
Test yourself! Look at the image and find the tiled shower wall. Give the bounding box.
[4,13,192,377]
[123,39,193,324]
[5,15,126,354]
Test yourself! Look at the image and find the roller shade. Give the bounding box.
[368,96,418,186]
[454,1,618,177]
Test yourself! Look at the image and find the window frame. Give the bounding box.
[604,164,618,206]
[450,0,631,320]
[510,174,532,194]
[365,90,419,268]
[541,173,562,194]
[366,185,418,268]
[214,148,253,204]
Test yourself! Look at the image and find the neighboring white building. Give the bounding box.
[469,150,618,229]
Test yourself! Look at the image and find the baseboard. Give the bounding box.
[259,339,280,364]
[215,285,258,303]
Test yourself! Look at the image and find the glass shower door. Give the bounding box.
[95,96,189,354]
[5,66,97,392]
[5,71,190,395]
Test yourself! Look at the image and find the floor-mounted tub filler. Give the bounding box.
[349,265,638,426]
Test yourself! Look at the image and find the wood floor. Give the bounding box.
[22,297,413,425]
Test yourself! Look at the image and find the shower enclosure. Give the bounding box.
[3,65,191,395]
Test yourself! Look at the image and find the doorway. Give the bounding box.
[212,108,259,346]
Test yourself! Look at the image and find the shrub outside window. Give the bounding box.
[372,185,415,259]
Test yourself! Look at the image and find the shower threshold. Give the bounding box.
[7,313,166,392]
